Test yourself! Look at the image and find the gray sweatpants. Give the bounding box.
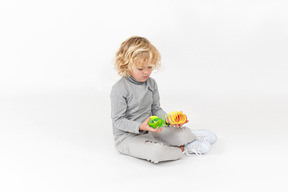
[115,126,196,163]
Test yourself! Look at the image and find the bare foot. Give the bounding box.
[179,145,184,152]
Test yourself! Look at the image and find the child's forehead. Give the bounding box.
[134,62,154,68]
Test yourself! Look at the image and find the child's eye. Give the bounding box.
[138,68,143,71]
[148,66,153,69]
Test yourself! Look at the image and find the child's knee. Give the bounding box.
[170,127,196,146]
[150,126,196,146]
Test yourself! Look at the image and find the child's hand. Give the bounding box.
[166,119,189,128]
[140,117,163,133]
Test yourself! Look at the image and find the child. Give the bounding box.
[110,36,216,163]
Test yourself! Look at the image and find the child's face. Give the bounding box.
[129,63,154,82]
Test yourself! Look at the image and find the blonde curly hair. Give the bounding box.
[114,36,161,77]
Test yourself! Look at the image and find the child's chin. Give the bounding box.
[138,78,147,82]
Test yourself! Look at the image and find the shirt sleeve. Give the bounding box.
[151,80,167,119]
[110,84,141,134]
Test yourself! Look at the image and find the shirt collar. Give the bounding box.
[126,75,146,85]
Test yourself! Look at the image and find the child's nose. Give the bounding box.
[144,68,150,74]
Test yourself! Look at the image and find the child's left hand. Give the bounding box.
[167,120,189,128]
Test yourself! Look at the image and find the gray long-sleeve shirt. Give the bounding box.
[110,76,167,141]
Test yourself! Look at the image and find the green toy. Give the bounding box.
[148,116,165,129]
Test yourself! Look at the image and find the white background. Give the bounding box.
[1,0,288,192]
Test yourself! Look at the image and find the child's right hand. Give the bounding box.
[139,117,163,133]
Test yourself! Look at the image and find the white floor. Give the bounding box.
[1,89,288,192]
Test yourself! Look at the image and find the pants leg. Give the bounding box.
[116,133,184,164]
[149,126,196,146]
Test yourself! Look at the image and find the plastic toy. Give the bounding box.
[166,111,187,124]
[148,116,165,129]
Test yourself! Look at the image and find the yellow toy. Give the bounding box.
[165,111,187,124]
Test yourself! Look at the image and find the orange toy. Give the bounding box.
[166,111,188,124]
